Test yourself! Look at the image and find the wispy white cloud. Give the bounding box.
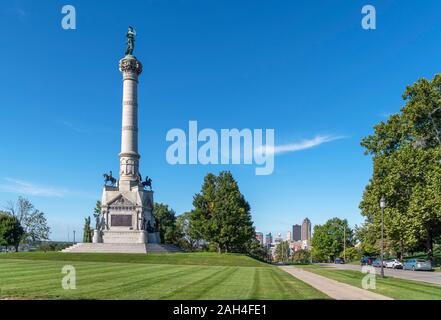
[0,178,67,197]
[256,135,346,155]
[3,7,30,20]
[58,120,86,134]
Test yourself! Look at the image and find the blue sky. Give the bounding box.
[1,0,441,241]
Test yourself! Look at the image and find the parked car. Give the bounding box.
[360,256,376,266]
[385,259,403,269]
[403,259,432,271]
[334,257,345,264]
[372,258,386,268]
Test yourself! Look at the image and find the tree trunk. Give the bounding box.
[426,231,433,263]
[399,239,404,260]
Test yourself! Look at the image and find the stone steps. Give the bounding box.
[61,243,181,254]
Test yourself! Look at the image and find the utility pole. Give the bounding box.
[380,196,386,278]
[343,225,346,262]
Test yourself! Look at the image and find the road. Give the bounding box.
[318,263,441,285]
[280,266,392,300]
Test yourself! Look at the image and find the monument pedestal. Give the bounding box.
[99,184,159,244]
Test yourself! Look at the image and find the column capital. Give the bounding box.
[119,56,142,75]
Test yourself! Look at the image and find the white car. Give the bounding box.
[385,259,403,269]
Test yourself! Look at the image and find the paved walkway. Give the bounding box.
[280,266,393,300]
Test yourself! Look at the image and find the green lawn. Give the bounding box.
[0,252,328,300]
[297,265,441,300]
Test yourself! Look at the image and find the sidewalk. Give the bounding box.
[280,266,393,300]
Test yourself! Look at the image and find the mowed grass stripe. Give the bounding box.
[0,260,130,286]
[103,266,214,300]
[156,266,228,299]
[78,265,205,299]
[0,252,268,267]
[0,254,328,300]
[195,267,255,299]
[0,260,120,280]
[263,268,328,300]
[160,267,240,300]
[1,264,129,297]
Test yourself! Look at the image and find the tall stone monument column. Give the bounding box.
[97,27,160,247]
[119,55,142,191]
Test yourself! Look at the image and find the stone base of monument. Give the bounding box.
[61,243,182,254]
[101,230,147,244]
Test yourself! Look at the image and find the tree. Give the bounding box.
[6,197,50,244]
[0,212,24,252]
[176,211,203,251]
[93,200,101,230]
[274,241,290,262]
[340,247,360,262]
[311,218,353,262]
[360,74,441,262]
[191,171,255,253]
[245,238,270,262]
[292,249,311,264]
[354,221,380,257]
[83,217,92,243]
[153,203,178,244]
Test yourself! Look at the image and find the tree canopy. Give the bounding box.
[360,74,441,261]
[311,217,353,262]
[5,197,50,244]
[0,212,24,251]
[153,203,179,244]
[191,171,255,253]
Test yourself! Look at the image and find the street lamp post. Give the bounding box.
[380,196,386,278]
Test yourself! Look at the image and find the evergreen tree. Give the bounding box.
[83,217,92,243]
[192,171,255,253]
[93,200,101,230]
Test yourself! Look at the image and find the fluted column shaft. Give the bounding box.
[118,56,143,187]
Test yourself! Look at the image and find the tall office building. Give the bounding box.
[292,224,301,241]
[274,233,283,244]
[286,231,292,241]
[255,232,264,246]
[301,218,312,241]
[265,232,273,245]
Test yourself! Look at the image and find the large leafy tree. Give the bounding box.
[176,211,203,251]
[6,197,50,244]
[292,249,311,264]
[0,212,24,252]
[153,203,178,244]
[311,218,353,262]
[191,171,255,253]
[360,74,441,261]
[274,241,290,262]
